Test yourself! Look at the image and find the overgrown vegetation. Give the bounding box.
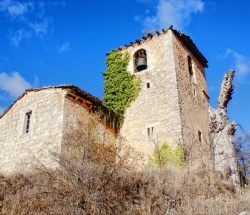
[235,126,250,185]
[1,153,250,215]
[1,128,250,214]
[91,103,123,131]
[103,51,140,114]
[149,143,185,167]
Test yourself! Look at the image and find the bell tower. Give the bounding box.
[115,27,211,165]
[134,49,148,72]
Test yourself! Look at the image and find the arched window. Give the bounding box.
[187,56,193,76]
[134,49,147,72]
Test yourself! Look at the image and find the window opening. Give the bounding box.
[198,130,202,142]
[193,88,196,96]
[188,56,193,76]
[25,111,32,134]
[147,82,150,88]
[147,127,154,136]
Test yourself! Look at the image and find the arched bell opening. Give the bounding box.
[134,49,147,72]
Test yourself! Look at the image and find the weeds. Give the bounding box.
[0,146,249,214]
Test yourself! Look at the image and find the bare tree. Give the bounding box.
[209,70,240,185]
[235,125,250,185]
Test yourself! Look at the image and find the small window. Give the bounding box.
[198,130,202,142]
[147,82,150,89]
[134,49,147,72]
[192,88,196,96]
[147,127,154,136]
[25,111,32,134]
[188,56,193,76]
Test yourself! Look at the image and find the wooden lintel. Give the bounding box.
[75,96,83,102]
[67,93,92,108]
[67,93,76,100]
[83,100,92,105]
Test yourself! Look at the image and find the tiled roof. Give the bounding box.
[0,85,122,131]
[107,26,208,68]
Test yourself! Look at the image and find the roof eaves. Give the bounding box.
[106,26,208,68]
[0,85,122,131]
[106,25,174,55]
[170,29,208,68]
[0,85,104,120]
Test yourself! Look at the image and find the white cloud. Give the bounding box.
[138,0,204,31]
[0,0,64,47]
[226,49,250,76]
[0,72,31,97]
[10,29,31,47]
[48,0,66,7]
[57,42,70,54]
[0,0,33,17]
[29,20,49,37]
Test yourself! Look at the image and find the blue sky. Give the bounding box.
[0,0,249,131]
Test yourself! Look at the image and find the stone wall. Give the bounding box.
[0,88,118,176]
[120,30,212,165]
[0,89,66,176]
[172,34,211,165]
[62,95,117,163]
[121,31,183,164]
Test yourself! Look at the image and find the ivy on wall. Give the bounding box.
[103,51,140,114]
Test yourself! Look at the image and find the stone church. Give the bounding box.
[0,26,240,184]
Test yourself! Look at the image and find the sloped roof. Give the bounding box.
[171,28,208,68]
[107,26,208,68]
[0,85,122,131]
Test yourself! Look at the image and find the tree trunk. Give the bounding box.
[209,70,240,185]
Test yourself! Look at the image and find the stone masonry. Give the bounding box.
[120,28,211,165]
[121,30,183,163]
[0,27,239,184]
[0,88,65,175]
[0,86,117,176]
[173,33,211,164]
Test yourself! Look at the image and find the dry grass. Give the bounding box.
[0,163,249,214]
[0,142,249,215]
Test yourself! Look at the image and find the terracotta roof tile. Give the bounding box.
[0,85,122,131]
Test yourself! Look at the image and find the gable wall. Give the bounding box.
[0,89,66,176]
[62,96,117,163]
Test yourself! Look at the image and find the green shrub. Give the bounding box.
[149,143,185,167]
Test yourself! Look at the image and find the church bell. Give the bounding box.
[136,57,147,71]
